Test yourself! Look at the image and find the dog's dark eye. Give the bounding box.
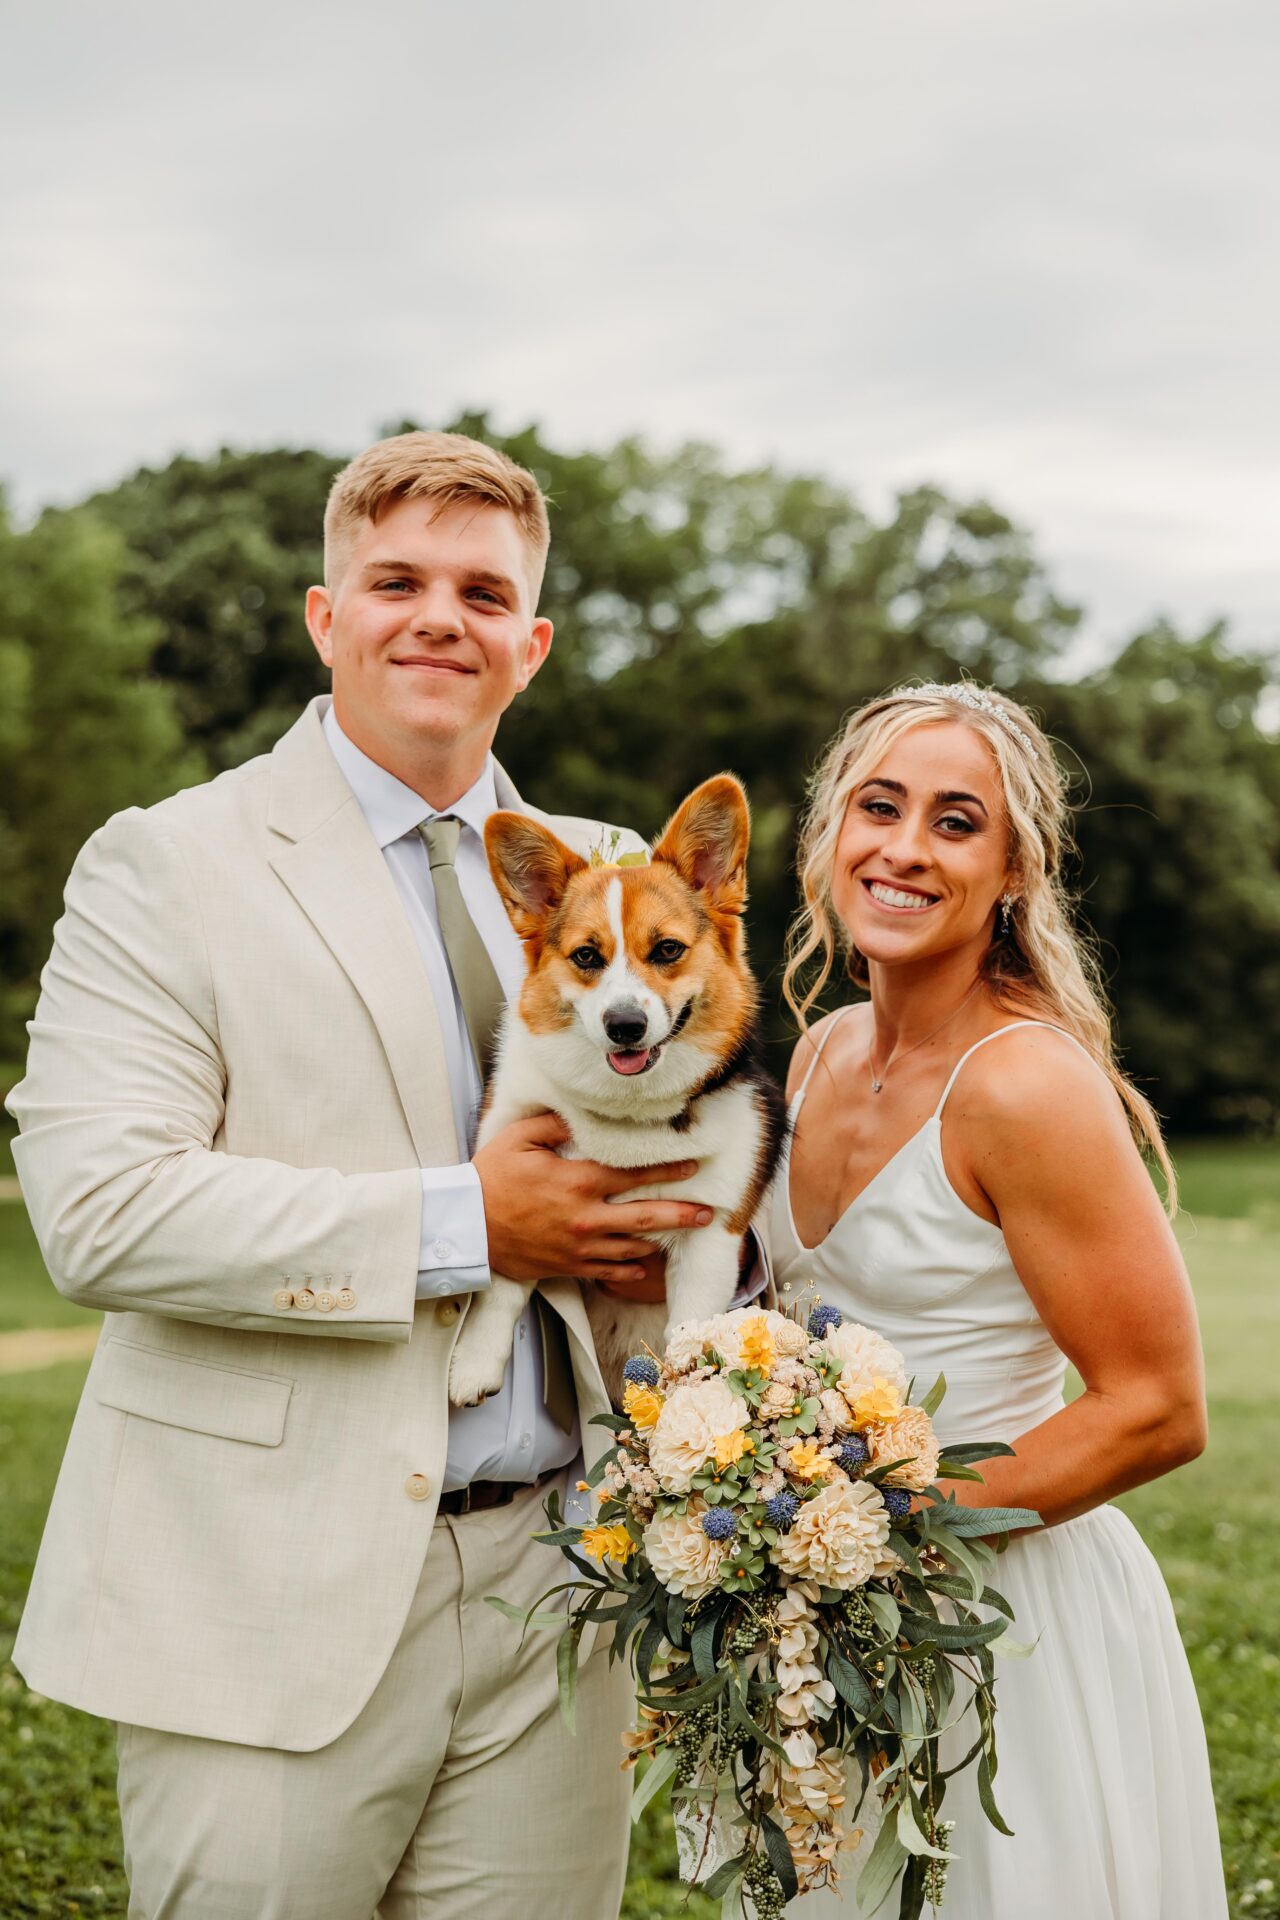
[569,945,606,972]
[649,938,687,965]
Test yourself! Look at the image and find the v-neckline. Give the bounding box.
[783,1086,940,1255]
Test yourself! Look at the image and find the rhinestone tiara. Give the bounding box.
[899,682,1040,759]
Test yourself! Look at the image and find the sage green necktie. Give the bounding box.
[417,815,577,1433]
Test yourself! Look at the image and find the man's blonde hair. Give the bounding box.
[323,430,551,596]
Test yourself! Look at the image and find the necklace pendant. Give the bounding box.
[871,1078,883,1094]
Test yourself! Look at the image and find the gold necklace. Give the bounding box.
[868,980,983,1094]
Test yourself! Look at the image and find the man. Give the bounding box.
[7,431,721,1918]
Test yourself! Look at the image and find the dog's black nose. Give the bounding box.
[604,1003,648,1047]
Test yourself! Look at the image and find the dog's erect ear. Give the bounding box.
[485,813,588,941]
[652,775,750,914]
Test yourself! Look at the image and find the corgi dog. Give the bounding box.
[446,774,788,1409]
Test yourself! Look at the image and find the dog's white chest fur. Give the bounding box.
[445,1018,764,1409]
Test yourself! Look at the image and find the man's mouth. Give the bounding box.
[394,657,476,675]
[863,879,940,913]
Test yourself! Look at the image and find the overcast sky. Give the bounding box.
[2,0,1276,667]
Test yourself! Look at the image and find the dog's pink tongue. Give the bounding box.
[608,1048,652,1076]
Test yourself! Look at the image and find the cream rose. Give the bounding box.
[771,1480,891,1590]
[648,1375,749,1491]
[643,1505,727,1599]
[867,1405,940,1492]
[823,1321,908,1411]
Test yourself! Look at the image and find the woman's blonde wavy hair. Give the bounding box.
[782,682,1177,1210]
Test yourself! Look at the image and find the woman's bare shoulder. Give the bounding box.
[784,1004,870,1100]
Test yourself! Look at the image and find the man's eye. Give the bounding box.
[376,579,413,593]
[467,587,502,605]
[569,946,606,971]
[650,939,687,965]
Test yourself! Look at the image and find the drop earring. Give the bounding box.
[999,893,1015,934]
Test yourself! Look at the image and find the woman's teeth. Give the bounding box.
[867,881,937,911]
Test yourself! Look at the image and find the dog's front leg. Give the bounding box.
[662,1222,744,1340]
[447,1275,535,1408]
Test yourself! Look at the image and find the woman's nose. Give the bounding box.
[881,812,930,867]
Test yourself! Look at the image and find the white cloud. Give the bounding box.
[0,0,1275,655]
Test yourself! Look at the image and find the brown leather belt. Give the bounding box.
[438,1470,557,1517]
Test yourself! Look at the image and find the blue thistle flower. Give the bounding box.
[881,1485,912,1520]
[764,1490,801,1532]
[701,1507,738,1541]
[808,1304,843,1339]
[622,1354,660,1389]
[837,1434,870,1473]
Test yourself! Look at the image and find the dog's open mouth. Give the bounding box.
[607,1046,659,1076]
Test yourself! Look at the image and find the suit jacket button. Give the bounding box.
[434,1299,459,1326]
[315,1291,336,1313]
[294,1289,316,1311]
[337,1288,357,1310]
[405,1474,431,1501]
[272,1288,294,1310]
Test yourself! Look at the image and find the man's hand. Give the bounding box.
[472,1112,711,1286]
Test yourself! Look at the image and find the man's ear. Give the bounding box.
[485,813,587,942]
[652,775,750,916]
[305,585,334,667]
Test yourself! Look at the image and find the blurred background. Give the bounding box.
[1,3,1277,1915]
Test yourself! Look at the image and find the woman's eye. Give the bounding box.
[862,799,898,819]
[938,814,976,834]
[569,946,605,972]
[650,939,687,965]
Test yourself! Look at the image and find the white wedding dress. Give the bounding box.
[767,1018,1228,1919]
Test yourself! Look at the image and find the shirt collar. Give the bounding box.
[322,701,500,851]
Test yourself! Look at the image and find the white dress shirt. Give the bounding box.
[322,703,580,1492]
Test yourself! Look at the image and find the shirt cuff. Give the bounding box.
[415,1165,491,1299]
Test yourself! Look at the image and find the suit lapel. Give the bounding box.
[267,701,458,1170]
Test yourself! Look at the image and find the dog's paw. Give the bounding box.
[448,1340,509,1409]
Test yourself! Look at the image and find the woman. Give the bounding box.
[769,682,1227,1917]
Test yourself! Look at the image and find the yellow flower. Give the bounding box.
[788,1441,831,1482]
[738,1313,776,1376]
[852,1376,903,1429]
[713,1428,755,1469]
[623,1381,665,1431]
[581,1522,637,1565]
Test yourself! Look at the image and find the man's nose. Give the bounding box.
[603,1002,648,1047]
[410,584,464,638]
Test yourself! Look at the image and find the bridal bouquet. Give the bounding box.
[495,1303,1039,1919]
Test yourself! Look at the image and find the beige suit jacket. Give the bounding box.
[8,698,644,1752]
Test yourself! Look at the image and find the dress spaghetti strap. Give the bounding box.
[932,1020,1094,1118]
[794,1005,860,1103]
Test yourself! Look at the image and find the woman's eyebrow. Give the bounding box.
[934,789,989,815]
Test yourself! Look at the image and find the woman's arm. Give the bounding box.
[938,1028,1207,1528]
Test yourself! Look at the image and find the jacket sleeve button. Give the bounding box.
[272,1288,294,1310]
[337,1288,357,1310]
[294,1289,316,1311]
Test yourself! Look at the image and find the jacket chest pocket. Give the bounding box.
[94,1339,293,1447]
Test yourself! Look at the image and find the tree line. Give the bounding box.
[2,413,1277,1133]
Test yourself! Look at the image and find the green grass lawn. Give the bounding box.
[1,1143,1277,1917]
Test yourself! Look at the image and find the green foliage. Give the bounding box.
[2,420,1278,1127]
[0,500,203,1059]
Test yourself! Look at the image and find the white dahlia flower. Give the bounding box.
[771,1480,891,1590]
[648,1375,749,1492]
[642,1505,727,1600]
[663,1320,713,1375]
[823,1320,908,1410]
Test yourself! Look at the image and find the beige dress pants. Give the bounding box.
[117,1477,634,1919]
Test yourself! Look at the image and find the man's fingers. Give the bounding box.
[599,1201,716,1235]
[600,1158,699,1194]
[511,1110,571,1150]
